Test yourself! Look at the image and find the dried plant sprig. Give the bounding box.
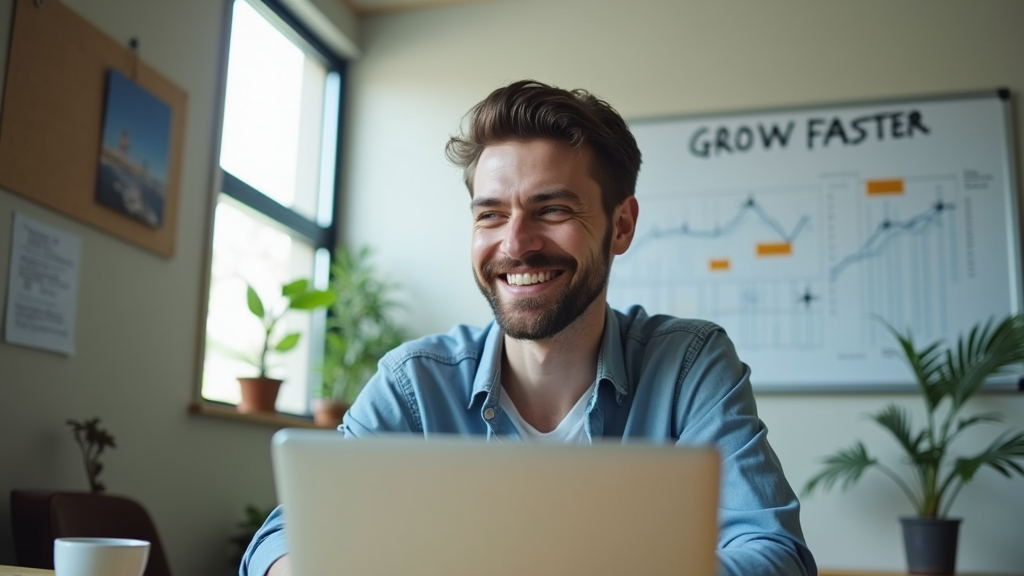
[66,417,116,493]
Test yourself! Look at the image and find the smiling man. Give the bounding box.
[242,80,816,576]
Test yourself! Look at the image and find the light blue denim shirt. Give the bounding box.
[242,305,817,576]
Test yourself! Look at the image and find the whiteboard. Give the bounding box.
[607,90,1022,391]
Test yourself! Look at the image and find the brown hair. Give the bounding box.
[445,80,642,216]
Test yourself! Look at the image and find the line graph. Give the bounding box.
[632,196,811,251]
[614,187,822,284]
[609,186,825,349]
[830,199,955,279]
[825,177,963,349]
[609,177,970,352]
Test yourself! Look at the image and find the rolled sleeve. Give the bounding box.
[240,506,288,576]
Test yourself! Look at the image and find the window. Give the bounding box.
[201,0,345,415]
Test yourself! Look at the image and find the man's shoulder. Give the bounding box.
[383,321,495,367]
[347,321,497,435]
[613,304,724,346]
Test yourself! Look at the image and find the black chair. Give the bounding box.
[10,490,172,576]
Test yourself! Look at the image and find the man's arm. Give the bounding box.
[239,362,415,576]
[239,506,288,576]
[676,329,817,576]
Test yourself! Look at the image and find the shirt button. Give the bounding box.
[483,408,495,420]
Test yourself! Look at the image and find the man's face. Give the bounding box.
[470,139,625,340]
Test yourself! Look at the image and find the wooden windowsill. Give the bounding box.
[188,401,322,429]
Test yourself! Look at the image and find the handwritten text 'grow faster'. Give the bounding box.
[688,110,931,159]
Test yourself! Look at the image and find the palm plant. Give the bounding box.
[803,314,1024,518]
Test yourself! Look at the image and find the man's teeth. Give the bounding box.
[507,271,553,286]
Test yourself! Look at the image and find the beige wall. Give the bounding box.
[342,0,1024,572]
[0,1,281,575]
[0,0,1023,574]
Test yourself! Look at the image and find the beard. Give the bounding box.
[474,226,613,340]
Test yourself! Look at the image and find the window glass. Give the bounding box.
[220,0,326,221]
[203,201,317,415]
[201,0,340,416]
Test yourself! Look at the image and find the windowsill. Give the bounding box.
[188,401,322,429]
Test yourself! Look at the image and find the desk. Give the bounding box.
[3,566,1017,576]
[0,567,53,576]
[823,565,1024,569]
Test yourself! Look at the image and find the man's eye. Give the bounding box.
[540,206,569,216]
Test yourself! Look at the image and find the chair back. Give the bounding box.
[11,491,173,576]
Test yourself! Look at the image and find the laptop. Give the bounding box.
[271,429,720,576]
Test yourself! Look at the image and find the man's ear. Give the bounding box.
[610,196,639,256]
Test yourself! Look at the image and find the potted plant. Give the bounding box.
[803,314,1024,575]
[314,247,406,427]
[66,417,116,493]
[11,419,170,573]
[236,278,335,414]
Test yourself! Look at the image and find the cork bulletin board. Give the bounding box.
[0,0,188,257]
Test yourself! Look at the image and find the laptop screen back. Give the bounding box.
[272,429,719,576]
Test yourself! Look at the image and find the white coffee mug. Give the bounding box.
[53,537,151,576]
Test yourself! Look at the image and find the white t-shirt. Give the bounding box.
[499,381,596,443]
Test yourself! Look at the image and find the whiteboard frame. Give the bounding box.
[622,89,1023,394]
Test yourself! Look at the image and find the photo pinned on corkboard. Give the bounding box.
[95,68,173,229]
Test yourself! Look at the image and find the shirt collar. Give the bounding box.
[597,305,630,402]
[468,320,504,410]
[468,305,632,410]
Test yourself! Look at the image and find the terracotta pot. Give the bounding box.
[312,398,349,428]
[237,377,283,414]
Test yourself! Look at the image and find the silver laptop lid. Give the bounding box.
[272,429,719,576]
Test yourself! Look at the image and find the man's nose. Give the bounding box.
[500,214,543,258]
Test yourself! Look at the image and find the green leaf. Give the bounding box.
[246,285,265,318]
[870,404,920,457]
[953,431,1024,483]
[275,333,301,352]
[242,505,274,528]
[878,318,946,409]
[289,290,336,310]
[955,412,1003,434]
[98,430,116,449]
[325,331,345,350]
[942,315,1024,411]
[802,441,878,496]
[281,279,308,297]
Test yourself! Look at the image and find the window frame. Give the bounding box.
[220,0,347,250]
[192,0,348,422]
